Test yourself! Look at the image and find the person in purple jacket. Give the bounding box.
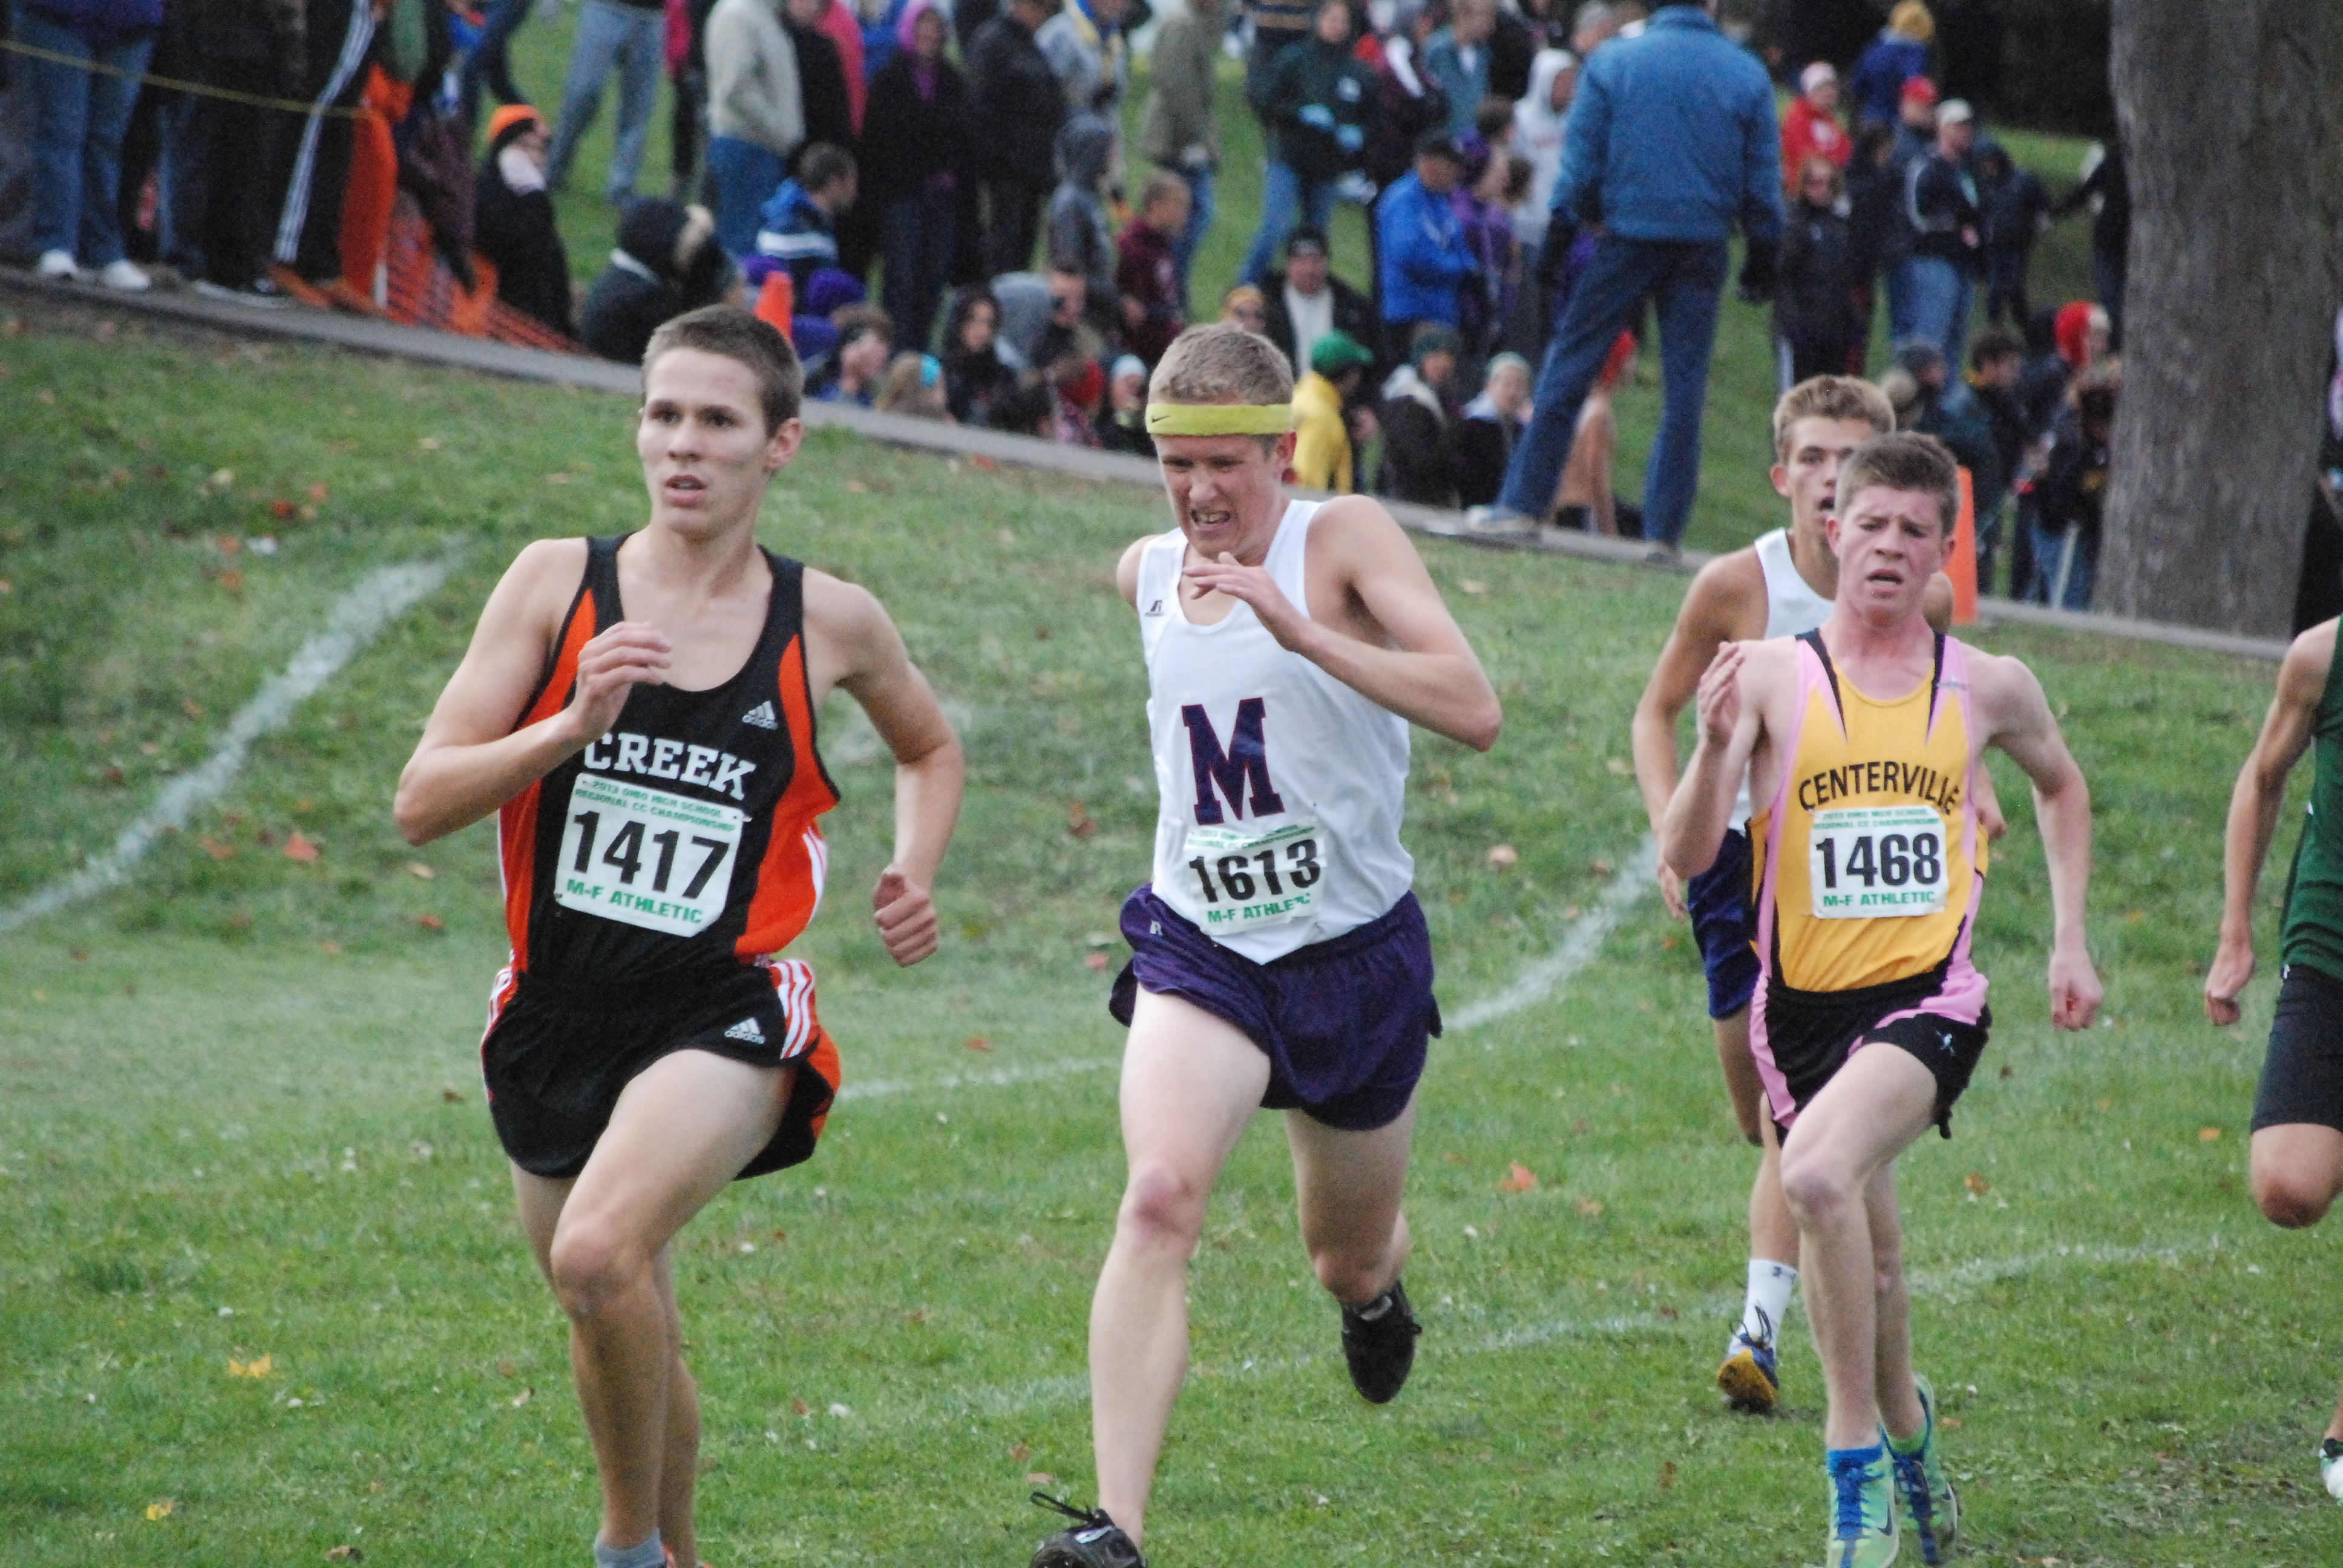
[15,0,165,290]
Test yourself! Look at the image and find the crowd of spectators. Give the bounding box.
[0,0,2132,603]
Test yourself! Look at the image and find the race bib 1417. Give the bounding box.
[1183,819,1325,933]
[1808,804,1947,919]
[556,773,745,937]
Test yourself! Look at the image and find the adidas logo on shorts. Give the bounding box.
[741,700,779,730]
[724,1018,766,1044]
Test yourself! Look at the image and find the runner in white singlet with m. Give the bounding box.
[1028,324,1501,1568]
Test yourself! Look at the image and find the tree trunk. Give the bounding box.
[2100,0,2342,638]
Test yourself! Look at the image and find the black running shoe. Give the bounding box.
[1028,1492,1145,1567]
[1340,1278,1423,1403]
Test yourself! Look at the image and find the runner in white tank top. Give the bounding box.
[1033,325,1500,1568]
[1628,379,1959,1417]
[1135,498,1414,959]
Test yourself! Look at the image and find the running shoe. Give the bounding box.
[2322,1437,2343,1502]
[1340,1278,1423,1404]
[1028,1493,1145,1568]
[1824,1447,1899,1568]
[1885,1373,1959,1565]
[1716,1307,1780,1414]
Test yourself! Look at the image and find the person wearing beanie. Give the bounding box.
[1376,324,1463,506]
[473,106,575,338]
[1293,328,1377,492]
[1456,350,1532,508]
[1779,61,1849,195]
[580,198,741,361]
[1848,0,1933,128]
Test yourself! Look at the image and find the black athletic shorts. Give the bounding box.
[2253,964,2343,1134]
[480,960,839,1180]
[1761,966,1991,1140]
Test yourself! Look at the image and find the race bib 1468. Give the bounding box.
[1184,819,1324,933]
[557,773,744,937]
[1809,804,1947,919]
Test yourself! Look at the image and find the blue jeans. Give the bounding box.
[2025,521,2096,610]
[1893,253,1973,367]
[707,134,786,258]
[546,0,663,202]
[1498,235,1728,545]
[14,7,154,266]
[1239,159,1334,287]
[882,188,957,353]
[460,0,532,125]
[1168,161,1214,298]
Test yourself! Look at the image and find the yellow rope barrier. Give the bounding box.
[0,34,369,118]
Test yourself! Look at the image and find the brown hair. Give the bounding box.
[832,304,894,350]
[1138,169,1190,217]
[1772,374,1895,461]
[1837,431,1961,535]
[643,304,803,431]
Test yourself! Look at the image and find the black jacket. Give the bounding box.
[1259,268,1379,370]
[581,200,735,363]
[783,18,854,155]
[857,52,971,204]
[474,163,574,338]
[1774,198,1860,356]
[967,13,1065,185]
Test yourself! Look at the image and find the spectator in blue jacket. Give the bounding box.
[1374,131,1477,361]
[1846,0,1932,129]
[1478,0,1780,552]
[18,0,166,289]
[755,142,857,289]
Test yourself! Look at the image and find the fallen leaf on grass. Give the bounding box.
[827,1403,853,1418]
[417,437,443,452]
[1486,844,1518,869]
[182,698,204,719]
[1011,1442,1032,1463]
[0,579,12,595]
[144,1500,176,1521]
[1964,1172,1991,1197]
[216,569,244,593]
[844,479,870,494]
[1940,1416,1963,1430]
[199,837,236,861]
[1658,933,1678,951]
[1657,1460,1676,1491]
[1084,952,1110,972]
[318,940,342,955]
[1498,1163,1538,1193]
[281,831,320,863]
[1998,1064,2015,1080]
[511,1387,532,1408]
[544,472,571,486]
[1573,1196,1604,1218]
[270,499,296,520]
[407,862,436,880]
[791,1397,811,1417]
[441,1086,465,1103]
[415,913,445,932]
[964,1036,993,1051]
[971,456,998,472]
[1066,802,1098,840]
[1026,1471,1057,1487]
[307,483,329,502]
[325,1546,362,1563]
[217,532,242,555]
[2199,1126,2223,1142]
[1459,579,1488,595]
[228,1354,274,1379]
[1604,757,1631,776]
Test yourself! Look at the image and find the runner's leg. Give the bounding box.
[1777,1043,1935,1448]
[1285,1094,1414,1307]
[1718,1007,1799,1270]
[513,1050,793,1566]
[2248,1125,2343,1446]
[1861,1162,1925,1443]
[1090,991,1272,1544]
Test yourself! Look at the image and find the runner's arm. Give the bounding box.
[2207,624,2332,1024]
[1661,642,1761,882]
[1632,558,1758,916]
[1179,500,1502,750]
[1978,653,2102,1031]
[395,541,673,846]
[816,575,965,966]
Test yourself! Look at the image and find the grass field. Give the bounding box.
[4,289,2342,1567]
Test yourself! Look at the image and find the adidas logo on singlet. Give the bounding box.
[724,1018,766,1044]
[741,700,779,730]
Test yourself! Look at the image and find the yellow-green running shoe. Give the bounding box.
[1824,1447,1899,1568]
[1884,1374,1959,1564]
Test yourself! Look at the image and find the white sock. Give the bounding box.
[1735,1258,1797,1348]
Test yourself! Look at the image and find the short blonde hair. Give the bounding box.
[1772,374,1895,462]
[1149,322,1295,408]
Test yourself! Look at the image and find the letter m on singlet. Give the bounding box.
[1182,699,1285,825]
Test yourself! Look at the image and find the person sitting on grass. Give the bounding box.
[1098,354,1157,455]
[1375,324,1462,507]
[393,304,962,1568]
[812,304,894,405]
[756,142,859,290]
[1455,351,1531,508]
[941,284,1022,425]
[473,105,575,340]
[582,199,742,364]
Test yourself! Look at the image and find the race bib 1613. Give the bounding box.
[1183,819,1324,933]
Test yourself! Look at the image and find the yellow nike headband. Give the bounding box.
[1144,402,1296,437]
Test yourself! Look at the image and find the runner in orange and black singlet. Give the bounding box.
[483,535,844,1180]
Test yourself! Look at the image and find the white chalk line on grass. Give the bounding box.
[836,1233,2219,1431]
[1446,835,1659,1033]
[839,836,1658,1109]
[0,555,457,938]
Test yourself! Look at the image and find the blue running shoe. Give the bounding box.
[1824,1446,1898,1568]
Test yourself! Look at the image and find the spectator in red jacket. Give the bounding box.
[1778,60,1849,194]
[1115,170,1190,365]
